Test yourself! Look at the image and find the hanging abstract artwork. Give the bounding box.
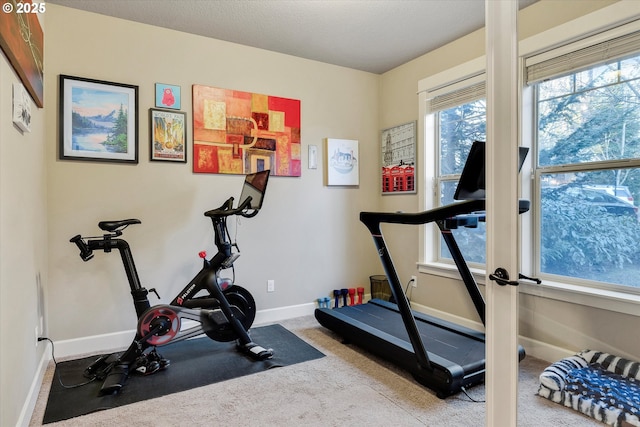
[0,1,44,107]
[192,84,301,176]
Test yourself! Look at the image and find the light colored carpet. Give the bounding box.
[29,315,601,426]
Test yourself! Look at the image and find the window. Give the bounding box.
[532,49,640,290]
[437,99,486,264]
[420,18,640,297]
[417,8,640,314]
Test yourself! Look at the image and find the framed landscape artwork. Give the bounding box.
[59,75,139,163]
[192,84,301,176]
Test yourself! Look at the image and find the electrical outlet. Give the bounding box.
[411,275,417,288]
[35,327,39,347]
[267,279,275,292]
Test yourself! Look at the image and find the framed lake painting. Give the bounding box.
[59,75,139,163]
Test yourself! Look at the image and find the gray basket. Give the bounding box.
[370,275,392,301]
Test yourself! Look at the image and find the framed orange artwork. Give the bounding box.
[0,1,44,107]
[192,84,301,176]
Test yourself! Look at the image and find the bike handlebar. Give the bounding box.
[71,195,259,262]
[204,196,258,219]
[70,234,94,261]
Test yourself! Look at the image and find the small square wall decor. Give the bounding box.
[155,83,181,110]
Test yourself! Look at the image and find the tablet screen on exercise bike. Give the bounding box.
[239,170,270,210]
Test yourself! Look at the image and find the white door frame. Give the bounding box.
[485,1,520,425]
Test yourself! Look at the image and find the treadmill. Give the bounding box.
[315,141,529,398]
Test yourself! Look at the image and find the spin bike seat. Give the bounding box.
[98,219,141,232]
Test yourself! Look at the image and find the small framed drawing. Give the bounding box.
[326,138,359,186]
[59,75,139,163]
[381,121,416,194]
[155,83,181,110]
[12,83,31,133]
[150,109,187,162]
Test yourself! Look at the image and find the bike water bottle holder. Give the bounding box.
[221,253,240,269]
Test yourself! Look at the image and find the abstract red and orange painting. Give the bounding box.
[192,85,301,176]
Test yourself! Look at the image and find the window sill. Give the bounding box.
[417,262,640,316]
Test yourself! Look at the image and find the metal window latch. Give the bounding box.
[489,268,542,286]
[518,273,542,284]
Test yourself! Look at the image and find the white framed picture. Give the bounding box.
[326,138,359,186]
[12,83,32,133]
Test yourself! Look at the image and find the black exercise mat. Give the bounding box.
[43,324,324,424]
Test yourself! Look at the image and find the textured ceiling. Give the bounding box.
[47,0,538,74]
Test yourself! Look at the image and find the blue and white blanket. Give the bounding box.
[538,350,640,427]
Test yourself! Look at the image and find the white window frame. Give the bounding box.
[417,2,640,316]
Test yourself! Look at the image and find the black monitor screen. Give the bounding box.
[239,170,270,210]
[453,141,528,200]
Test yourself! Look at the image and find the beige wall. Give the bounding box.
[44,5,382,342]
[0,50,48,426]
[379,0,640,359]
[2,1,637,425]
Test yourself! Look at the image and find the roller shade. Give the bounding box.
[425,74,485,114]
[526,24,640,85]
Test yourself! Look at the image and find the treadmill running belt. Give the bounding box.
[337,302,485,368]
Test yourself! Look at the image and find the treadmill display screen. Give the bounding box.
[453,140,528,201]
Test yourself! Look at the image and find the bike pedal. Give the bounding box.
[146,349,170,370]
[135,360,160,375]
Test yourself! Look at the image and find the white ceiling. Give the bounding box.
[47,0,538,74]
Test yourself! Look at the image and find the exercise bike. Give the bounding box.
[70,170,273,394]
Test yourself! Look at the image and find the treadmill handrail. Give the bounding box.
[358,197,529,377]
[360,199,485,230]
[360,198,530,230]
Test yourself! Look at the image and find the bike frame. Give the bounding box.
[72,195,262,365]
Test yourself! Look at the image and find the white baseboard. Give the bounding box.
[254,302,316,326]
[17,342,51,427]
[49,300,572,367]
[55,328,139,359]
[54,303,318,359]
